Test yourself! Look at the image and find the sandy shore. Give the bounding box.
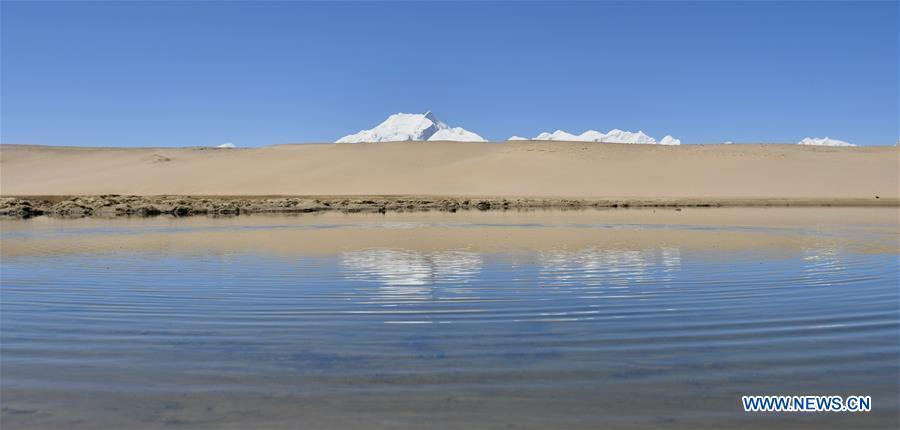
[1,142,896,217]
[3,208,897,258]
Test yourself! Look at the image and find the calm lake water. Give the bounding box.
[1,209,898,429]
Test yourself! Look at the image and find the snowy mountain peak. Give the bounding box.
[798,137,855,147]
[336,112,485,143]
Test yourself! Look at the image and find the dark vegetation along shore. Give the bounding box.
[0,195,895,219]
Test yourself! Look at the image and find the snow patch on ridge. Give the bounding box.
[798,137,855,147]
[217,143,236,148]
[507,136,529,141]
[337,111,485,143]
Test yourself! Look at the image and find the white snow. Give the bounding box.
[336,111,486,143]
[797,137,855,147]
[659,135,681,146]
[535,130,581,141]
[507,136,529,141]
[216,143,236,148]
[526,129,681,145]
[429,127,485,142]
[601,129,657,144]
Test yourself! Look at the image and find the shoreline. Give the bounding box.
[1,195,896,219]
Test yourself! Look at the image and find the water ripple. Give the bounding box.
[1,217,898,429]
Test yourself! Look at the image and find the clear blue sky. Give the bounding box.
[2,1,897,146]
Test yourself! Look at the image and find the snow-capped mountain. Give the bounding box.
[336,111,486,143]
[514,129,681,145]
[797,137,855,147]
[216,142,236,148]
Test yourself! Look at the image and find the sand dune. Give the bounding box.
[1,142,897,201]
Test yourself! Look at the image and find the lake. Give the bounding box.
[1,208,897,429]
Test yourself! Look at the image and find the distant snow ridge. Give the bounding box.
[659,135,681,146]
[797,137,855,147]
[336,111,486,143]
[217,143,236,148]
[507,136,529,141]
[524,129,681,145]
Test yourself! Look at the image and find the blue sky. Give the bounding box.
[2,1,897,146]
